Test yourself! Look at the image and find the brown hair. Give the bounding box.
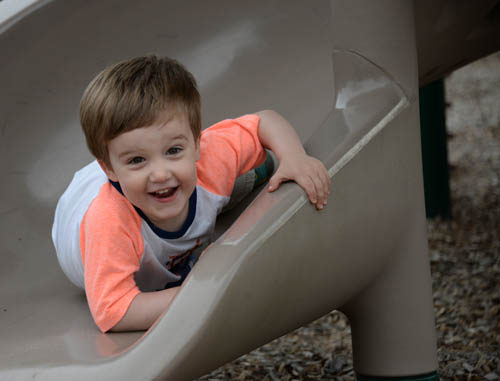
[80,55,201,165]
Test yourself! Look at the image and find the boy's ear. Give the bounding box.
[98,160,119,182]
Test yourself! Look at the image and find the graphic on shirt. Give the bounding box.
[168,238,200,271]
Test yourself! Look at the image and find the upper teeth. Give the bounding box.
[156,189,170,194]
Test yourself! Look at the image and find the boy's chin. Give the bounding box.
[147,206,189,232]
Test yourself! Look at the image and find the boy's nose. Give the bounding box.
[149,162,171,183]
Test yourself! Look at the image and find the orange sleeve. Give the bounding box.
[80,183,144,333]
[197,114,266,196]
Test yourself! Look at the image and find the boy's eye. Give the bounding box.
[128,156,145,165]
[167,147,182,155]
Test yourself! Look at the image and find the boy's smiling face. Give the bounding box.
[100,112,200,232]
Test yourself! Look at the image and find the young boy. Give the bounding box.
[52,55,330,333]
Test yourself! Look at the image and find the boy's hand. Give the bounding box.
[256,110,330,210]
[267,153,330,210]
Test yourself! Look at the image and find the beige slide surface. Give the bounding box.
[1,0,499,379]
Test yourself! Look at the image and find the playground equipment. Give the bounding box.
[1,0,499,379]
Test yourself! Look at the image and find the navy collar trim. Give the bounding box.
[109,180,197,239]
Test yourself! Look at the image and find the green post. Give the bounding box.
[419,79,451,219]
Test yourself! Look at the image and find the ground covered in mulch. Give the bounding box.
[199,53,500,380]
[430,52,500,380]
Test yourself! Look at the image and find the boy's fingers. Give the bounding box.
[314,165,330,209]
[268,173,285,192]
[310,174,327,209]
[321,168,331,199]
[322,166,331,193]
[318,163,330,192]
[300,175,317,205]
[267,162,330,211]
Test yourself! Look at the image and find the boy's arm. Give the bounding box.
[110,287,179,332]
[111,110,327,331]
[256,110,330,210]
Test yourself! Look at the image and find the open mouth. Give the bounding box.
[149,187,178,199]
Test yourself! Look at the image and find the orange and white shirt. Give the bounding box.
[52,115,265,332]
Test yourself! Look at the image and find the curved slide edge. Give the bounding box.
[0,1,445,379]
[2,49,433,380]
[0,0,52,33]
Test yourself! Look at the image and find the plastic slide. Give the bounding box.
[2,0,499,380]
